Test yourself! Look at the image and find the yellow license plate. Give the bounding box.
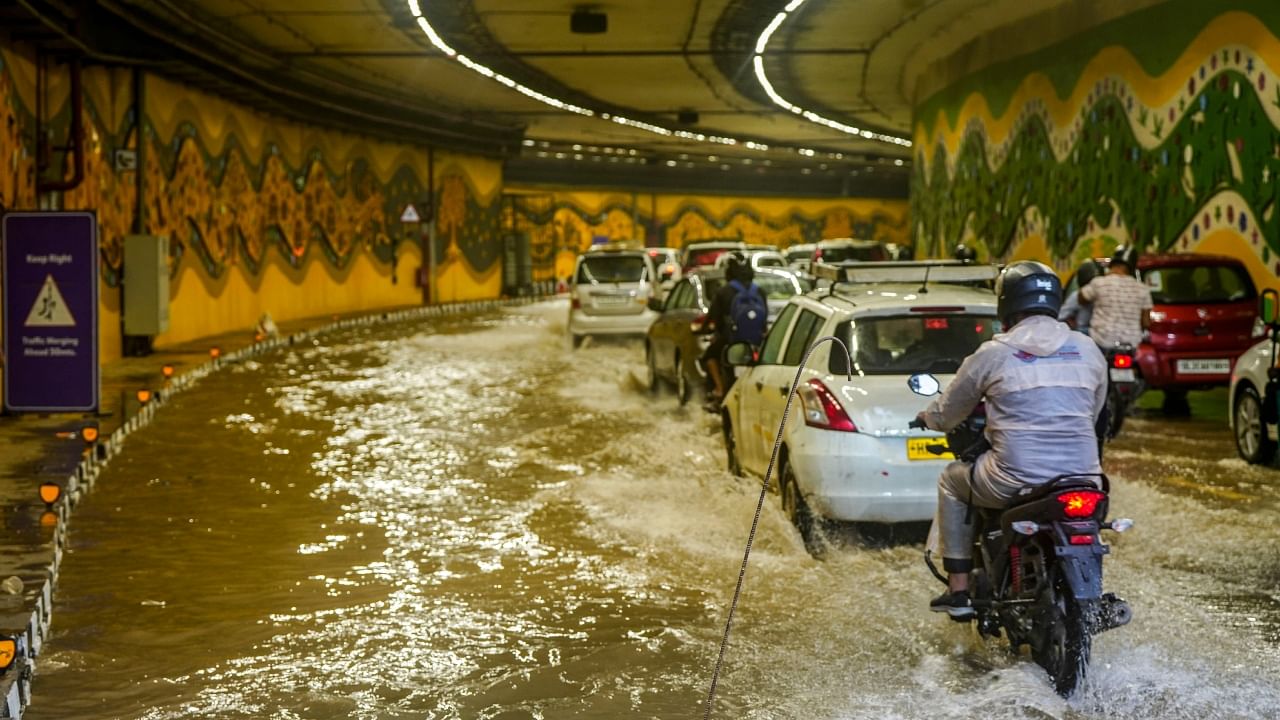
[906,437,953,461]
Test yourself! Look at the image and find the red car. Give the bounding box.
[1135,253,1262,410]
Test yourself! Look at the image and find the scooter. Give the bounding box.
[909,407,1134,696]
[1104,343,1140,439]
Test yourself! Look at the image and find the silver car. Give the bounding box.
[567,246,658,347]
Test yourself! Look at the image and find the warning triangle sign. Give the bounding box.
[25,274,76,327]
[399,204,421,223]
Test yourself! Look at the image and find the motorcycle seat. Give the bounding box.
[999,475,1108,528]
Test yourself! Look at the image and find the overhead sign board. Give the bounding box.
[2,212,99,412]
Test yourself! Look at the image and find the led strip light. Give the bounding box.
[406,0,904,156]
[753,0,911,148]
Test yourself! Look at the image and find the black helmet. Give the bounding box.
[995,260,1062,327]
[1075,259,1102,288]
[1110,245,1139,271]
[954,243,977,263]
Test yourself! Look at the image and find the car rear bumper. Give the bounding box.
[569,309,657,337]
[787,431,943,523]
[1138,345,1249,389]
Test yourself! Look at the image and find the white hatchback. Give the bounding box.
[720,261,1000,549]
[567,246,658,347]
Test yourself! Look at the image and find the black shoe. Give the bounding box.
[930,590,974,619]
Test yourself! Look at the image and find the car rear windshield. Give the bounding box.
[577,255,649,284]
[755,274,812,299]
[1145,264,1256,304]
[685,249,730,268]
[830,314,995,375]
[819,245,888,262]
[754,255,786,268]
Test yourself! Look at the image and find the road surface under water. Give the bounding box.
[27,302,1280,719]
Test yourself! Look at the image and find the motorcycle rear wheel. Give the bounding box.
[1032,569,1093,696]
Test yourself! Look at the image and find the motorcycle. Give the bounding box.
[909,404,1134,696]
[1103,343,1140,439]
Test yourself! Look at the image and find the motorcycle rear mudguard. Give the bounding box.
[1054,545,1105,600]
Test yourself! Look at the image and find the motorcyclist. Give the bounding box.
[1059,259,1102,335]
[1080,245,1151,350]
[914,261,1108,617]
[702,257,757,406]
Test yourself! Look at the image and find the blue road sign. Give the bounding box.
[2,212,99,412]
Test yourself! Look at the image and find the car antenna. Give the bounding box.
[917,263,933,294]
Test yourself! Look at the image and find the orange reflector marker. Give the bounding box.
[162,364,175,378]
[81,426,99,443]
[54,431,77,440]
[209,347,221,359]
[40,511,58,528]
[136,389,152,404]
[39,482,61,506]
[0,638,15,671]
[254,332,265,342]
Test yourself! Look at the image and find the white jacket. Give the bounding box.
[923,314,1108,492]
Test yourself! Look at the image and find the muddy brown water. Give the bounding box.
[25,302,1280,719]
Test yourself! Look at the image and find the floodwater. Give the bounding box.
[27,301,1280,719]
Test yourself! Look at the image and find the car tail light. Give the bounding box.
[797,379,857,432]
[571,297,582,309]
[1057,490,1104,518]
[813,248,823,262]
[1069,534,1095,545]
[691,313,707,333]
[1112,353,1133,368]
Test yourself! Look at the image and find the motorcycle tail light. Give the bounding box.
[1112,354,1133,369]
[1069,534,1095,545]
[1057,490,1105,518]
[797,379,857,432]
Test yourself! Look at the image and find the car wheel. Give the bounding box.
[722,413,743,477]
[675,353,692,406]
[645,345,661,396]
[572,334,584,349]
[780,461,823,556]
[1234,385,1276,464]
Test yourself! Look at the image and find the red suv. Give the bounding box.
[1135,253,1262,409]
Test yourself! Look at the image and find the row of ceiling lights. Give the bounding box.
[405,0,911,154]
[520,139,908,174]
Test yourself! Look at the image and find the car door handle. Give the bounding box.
[777,386,788,396]
[755,381,764,391]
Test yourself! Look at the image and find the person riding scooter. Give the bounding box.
[914,261,1108,616]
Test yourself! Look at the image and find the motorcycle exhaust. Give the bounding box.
[1096,593,1132,631]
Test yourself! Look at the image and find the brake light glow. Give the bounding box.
[924,318,949,330]
[571,297,582,309]
[1112,354,1133,369]
[1057,490,1104,518]
[1069,535,1095,545]
[691,313,708,333]
[797,379,857,432]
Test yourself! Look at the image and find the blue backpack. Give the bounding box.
[728,280,768,345]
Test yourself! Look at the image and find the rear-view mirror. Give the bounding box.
[907,373,941,396]
[724,342,756,366]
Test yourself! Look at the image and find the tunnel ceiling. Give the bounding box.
[8,0,1164,192]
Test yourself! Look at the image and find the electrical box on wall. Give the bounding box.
[123,234,169,336]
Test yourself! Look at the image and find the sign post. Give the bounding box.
[2,212,99,413]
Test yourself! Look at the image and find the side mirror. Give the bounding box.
[724,341,757,366]
[647,297,664,312]
[907,373,941,396]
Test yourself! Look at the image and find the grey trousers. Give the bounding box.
[928,461,1023,570]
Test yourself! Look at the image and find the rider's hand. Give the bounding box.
[914,411,929,430]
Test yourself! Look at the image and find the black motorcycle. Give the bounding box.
[1103,343,1140,438]
[910,409,1134,695]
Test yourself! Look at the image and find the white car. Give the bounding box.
[784,243,816,273]
[720,261,1001,550]
[713,249,788,272]
[1229,334,1278,464]
[567,245,658,347]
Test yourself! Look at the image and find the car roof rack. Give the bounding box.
[815,260,999,289]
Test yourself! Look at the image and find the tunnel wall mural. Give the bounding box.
[505,189,909,281]
[0,42,503,361]
[912,1,1280,289]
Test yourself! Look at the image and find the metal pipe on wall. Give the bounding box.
[37,56,86,195]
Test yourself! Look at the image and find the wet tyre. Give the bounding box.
[645,346,661,396]
[675,353,692,406]
[780,461,822,557]
[722,414,743,477]
[1105,385,1127,439]
[1234,384,1276,464]
[1032,568,1092,696]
